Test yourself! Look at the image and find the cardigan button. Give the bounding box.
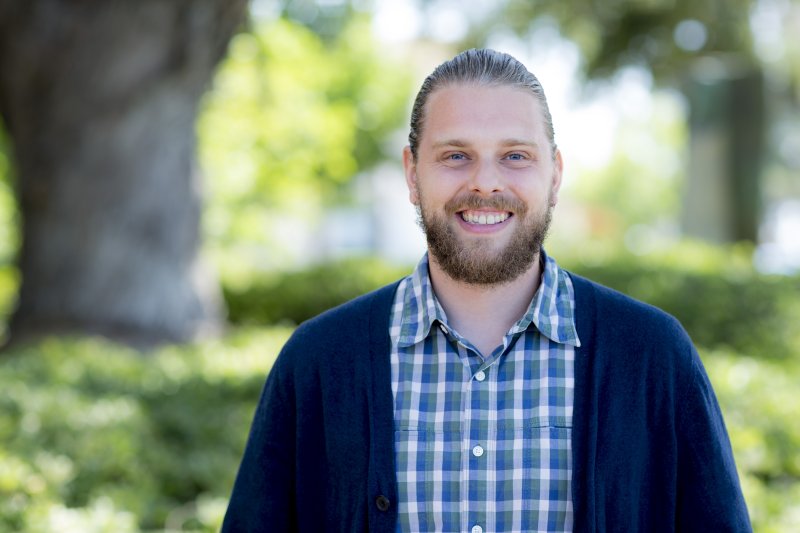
[375,495,391,512]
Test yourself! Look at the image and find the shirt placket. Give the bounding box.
[460,334,517,533]
[458,342,485,533]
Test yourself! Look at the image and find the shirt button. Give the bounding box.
[375,495,390,512]
[471,525,483,533]
[472,445,484,457]
[475,370,486,382]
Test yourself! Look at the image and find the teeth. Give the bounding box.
[461,211,509,225]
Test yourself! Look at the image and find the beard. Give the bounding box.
[416,190,553,286]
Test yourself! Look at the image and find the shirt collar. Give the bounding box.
[396,251,581,348]
[396,254,447,347]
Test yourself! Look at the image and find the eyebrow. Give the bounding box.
[431,138,541,149]
[431,139,468,149]
[500,138,540,149]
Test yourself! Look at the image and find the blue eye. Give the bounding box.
[448,153,466,160]
[506,153,525,161]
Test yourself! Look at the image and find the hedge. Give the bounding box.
[222,251,800,360]
[223,256,410,326]
[0,335,798,531]
[0,330,290,532]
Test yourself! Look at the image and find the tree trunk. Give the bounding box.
[0,0,248,347]
[681,58,765,244]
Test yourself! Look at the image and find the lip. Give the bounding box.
[454,211,513,234]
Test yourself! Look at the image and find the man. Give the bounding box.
[223,49,751,532]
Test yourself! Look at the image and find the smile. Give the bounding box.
[459,210,511,225]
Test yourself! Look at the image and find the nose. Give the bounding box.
[468,160,504,195]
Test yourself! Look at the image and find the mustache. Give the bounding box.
[443,193,527,214]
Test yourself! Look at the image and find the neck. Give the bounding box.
[427,252,543,357]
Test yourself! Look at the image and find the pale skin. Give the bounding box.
[403,83,564,357]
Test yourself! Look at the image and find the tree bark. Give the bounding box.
[681,58,765,244]
[0,0,248,347]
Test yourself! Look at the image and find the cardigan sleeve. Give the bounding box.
[675,348,752,532]
[222,351,297,532]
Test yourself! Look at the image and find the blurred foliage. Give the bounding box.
[567,88,687,231]
[0,265,18,341]
[705,350,800,532]
[463,0,757,84]
[0,328,797,531]
[198,15,412,274]
[0,122,17,266]
[0,120,16,341]
[0,330,291,532]
[224,256,409,325]
[566,246,800,359]
[222,243,800,360]
[254,0,368,41]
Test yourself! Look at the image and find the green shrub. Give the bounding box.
[702,349,800,532]
[566,259,800,359]
[222,250,800,360]
[0,265,18,340]
[223,256,410,326]
[0,335,798,531]
[0,329,290,532]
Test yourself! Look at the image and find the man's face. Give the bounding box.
[403,83,563,286]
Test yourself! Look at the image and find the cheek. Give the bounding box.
[511,181,545,199]
[417,178,456,204]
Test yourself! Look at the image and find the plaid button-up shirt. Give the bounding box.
[390,252,581,532]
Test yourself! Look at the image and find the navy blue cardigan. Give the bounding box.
[223,274,751,532]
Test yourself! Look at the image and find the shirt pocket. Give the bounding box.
[495,425,571,469]
[520,425,571,470]
[516,425,573,529]
[394,428,461,532]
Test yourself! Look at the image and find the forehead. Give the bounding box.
[422,83,546,144]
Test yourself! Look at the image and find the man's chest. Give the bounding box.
[391,330,575,532]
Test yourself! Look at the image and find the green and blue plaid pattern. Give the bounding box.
[390,252,580,532]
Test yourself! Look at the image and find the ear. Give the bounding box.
[403,145,420,205]
[549,148,564,206]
